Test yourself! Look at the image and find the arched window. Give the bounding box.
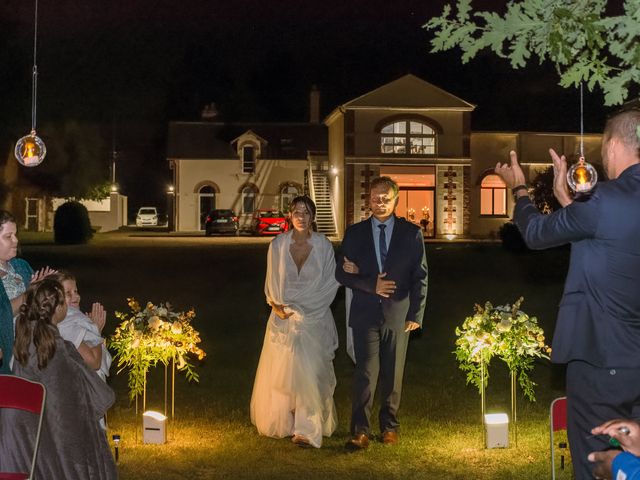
[480,174,507,216]
[242,185,258,214]
[380,120,436,155]
[280,184,299,212]
[198,185,216,229]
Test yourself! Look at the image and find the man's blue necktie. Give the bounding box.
[378,224,387,268]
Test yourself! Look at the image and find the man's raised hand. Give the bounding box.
[495,150,526,189]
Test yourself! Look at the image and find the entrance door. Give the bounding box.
[396,188,435,238]
[198,186,216,230]
[25,198,40,231]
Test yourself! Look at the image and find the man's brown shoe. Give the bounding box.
[345,433,370,451]
[382,431,399,445]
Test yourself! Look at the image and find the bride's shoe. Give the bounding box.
[292,434,313,448]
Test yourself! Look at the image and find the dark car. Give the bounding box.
[205,209,239,236]
[251,209,289,235]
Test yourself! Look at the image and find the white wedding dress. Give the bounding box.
[250,231,339,448]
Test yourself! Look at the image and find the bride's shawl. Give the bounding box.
[265,231,339,323]
[0,331,117,479]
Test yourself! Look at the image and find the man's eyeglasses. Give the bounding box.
[370,196,396,205]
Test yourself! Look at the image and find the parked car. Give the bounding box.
[136,207,158,227]
[251,209,289,235]
[204,209,239,236]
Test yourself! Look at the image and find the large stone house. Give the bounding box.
[167,74,603,238]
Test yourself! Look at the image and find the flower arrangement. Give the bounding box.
[454,297,551,402]
[109,298,206,402]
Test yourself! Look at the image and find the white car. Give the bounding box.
[136,207,158,227]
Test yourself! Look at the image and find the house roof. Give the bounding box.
[325,74,475,123]
[167,122,327,160]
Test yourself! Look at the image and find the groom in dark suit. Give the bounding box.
[495,109,640,479]
[336,176,428,449]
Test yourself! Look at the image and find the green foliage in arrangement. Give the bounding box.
[454,297,551,401]
[425,0,640,105]
[109,298,206,402]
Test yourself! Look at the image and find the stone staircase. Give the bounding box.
[311,171,336,236]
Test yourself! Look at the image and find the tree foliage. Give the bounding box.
[531,166,561,214]
[424,0,640,105]
[21,121,111,200]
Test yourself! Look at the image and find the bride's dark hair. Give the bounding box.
[14,278,65,370]
[287,195,317,231]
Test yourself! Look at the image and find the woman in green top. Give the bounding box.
[0,210,55,373]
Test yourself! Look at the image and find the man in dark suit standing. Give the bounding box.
[495,110,640,479]
[336,176,428,450]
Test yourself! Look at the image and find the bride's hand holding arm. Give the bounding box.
[269,302,293,320]
[343,256,359,274]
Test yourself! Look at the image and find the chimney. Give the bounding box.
[201,102,218,121]
[309,85,320,124]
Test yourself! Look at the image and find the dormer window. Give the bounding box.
[380,120,436,155]
[233,130,266,174]
[243,146,255,173]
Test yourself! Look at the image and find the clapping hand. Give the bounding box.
[31,267,57,284]
[271,302,293,320]
[495,150,526,190]
[549,148,573,207]
[343,256,359,274]
[88,302,107,333]
[376,272,396,298]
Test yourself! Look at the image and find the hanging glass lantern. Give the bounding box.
[567,157,597,193]
[15,0,46,167]
[14,130,46,167]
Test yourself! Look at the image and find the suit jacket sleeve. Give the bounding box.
[408,227,428,326]
[335,227,378,295]
[513,194,599,249]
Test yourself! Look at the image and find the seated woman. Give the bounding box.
[0,279,117,479]
[53,270,112,381]
[0,210,55,373]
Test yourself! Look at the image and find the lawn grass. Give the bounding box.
[21,238,574,479]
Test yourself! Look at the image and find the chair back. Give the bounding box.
[0,375,47,480]
[551,397,567,432]
[550,396,568,480]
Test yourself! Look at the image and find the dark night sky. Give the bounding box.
[0,0,626,211]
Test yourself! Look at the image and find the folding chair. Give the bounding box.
[550,396,570,480]
[0,375,46,480]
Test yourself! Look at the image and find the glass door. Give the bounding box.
[396,188,435,238]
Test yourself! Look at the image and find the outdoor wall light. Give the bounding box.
[143,410,167,444]
[484,413,509,448]
[331,166,338,175]
[110,184,119,193]
[445,234,456,241]
[167,185,175,194]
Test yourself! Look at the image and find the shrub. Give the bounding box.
[54,201,93,244]
[498,222,528,253]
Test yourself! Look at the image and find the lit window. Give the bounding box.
[242,186,257,214]
[381,120,436,155]
[480,174,507,216]
[243,146,255,173]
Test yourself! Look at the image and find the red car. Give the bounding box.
[251,209,289,235]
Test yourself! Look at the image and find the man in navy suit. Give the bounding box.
[336,176,428,450]
[495,110,640,479]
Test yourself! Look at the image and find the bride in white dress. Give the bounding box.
[250,196,339,448]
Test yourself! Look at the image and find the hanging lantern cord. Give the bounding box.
[579,82,584,159]
[30,0,39,134]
